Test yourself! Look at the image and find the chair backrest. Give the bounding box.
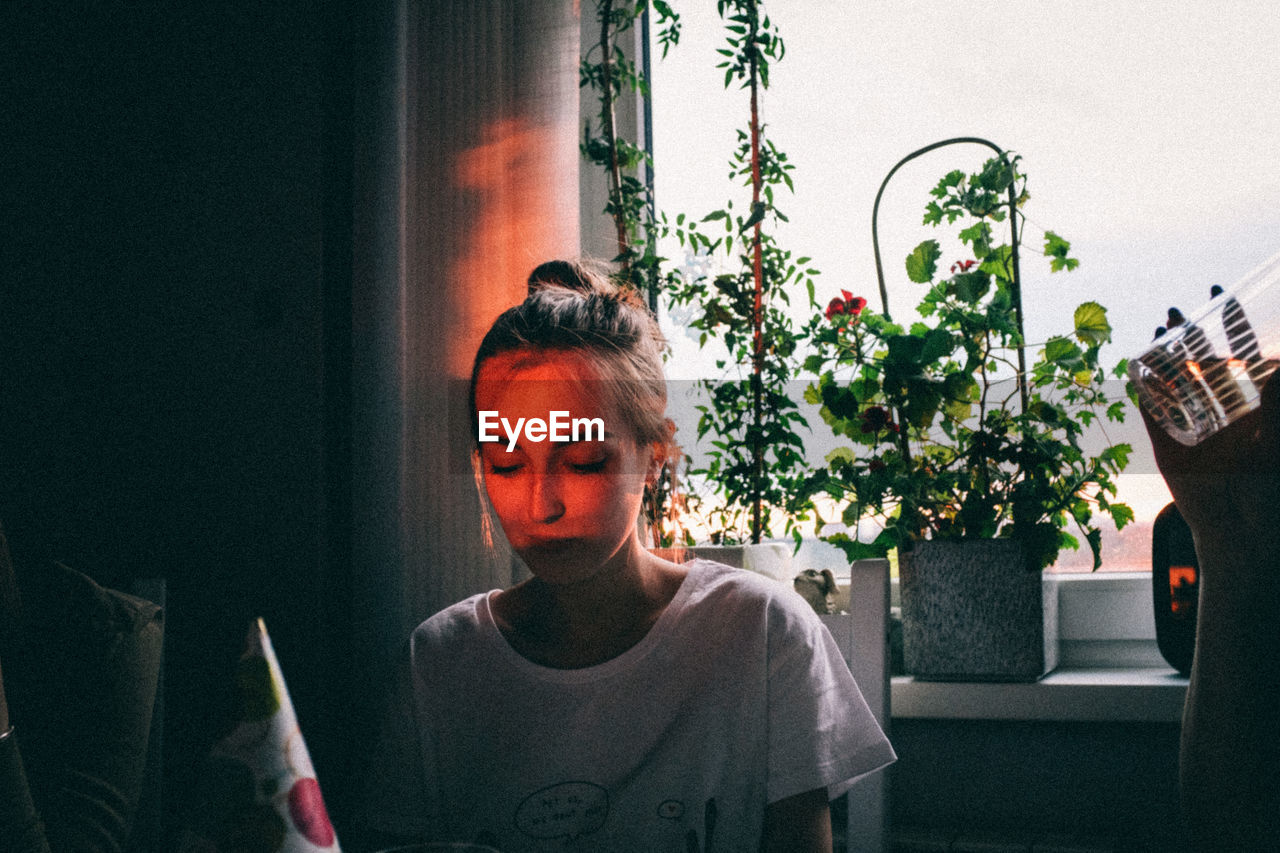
[127,577,166,853]
[821,559,891,853]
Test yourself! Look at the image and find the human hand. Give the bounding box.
[1139,351,1280,547]
[1144,309,1280,853]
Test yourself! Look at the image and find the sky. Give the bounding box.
[643,1,1280,541]
[650,0,1280,366]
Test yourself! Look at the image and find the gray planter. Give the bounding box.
[899,539,1058,682]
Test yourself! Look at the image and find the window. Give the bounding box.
[643,1,1280,571]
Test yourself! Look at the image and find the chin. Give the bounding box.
[524,561,600,588]
[518,539,629,585]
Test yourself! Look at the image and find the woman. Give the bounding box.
[0,523,163,852]
[362,262,894,851]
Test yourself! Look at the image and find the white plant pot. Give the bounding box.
[652,542,793,582]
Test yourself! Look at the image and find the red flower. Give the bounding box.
[859,405,898,435]
[950,259,977,274]
[825,290,868,322]
[868,458,887,473]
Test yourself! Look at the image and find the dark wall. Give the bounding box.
[890,718,1189,852]
[1,1,356,839]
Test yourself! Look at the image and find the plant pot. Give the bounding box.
[898,539,1058,682]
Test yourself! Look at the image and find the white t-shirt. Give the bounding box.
[366,559,895,852]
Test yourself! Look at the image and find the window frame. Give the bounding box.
[578,7,1170,676]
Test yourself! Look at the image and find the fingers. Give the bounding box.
[1139,393,1192,477]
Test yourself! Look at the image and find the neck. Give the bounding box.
[533,533,654,622]
[496,535,687,668]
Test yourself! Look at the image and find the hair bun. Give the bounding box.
[526,259,619,296]
[526,259,659,326]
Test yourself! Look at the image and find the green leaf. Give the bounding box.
[905,240,941,284]
[979,244,1014,281]
[943,396,972,424]
[921,326,954,363]
[931,170,965,198]
[1086,527,1103,571]
[1073,301,1112,345]
[1043,336,1079,364]
[977,156,1016,192]
[741,200,767,231]
[885,333,926,366]
[824,532,891,562]
[951,271,990,303]
[1044,230,1079,272]
[901,377,944,429]
[958,221,992,257]
[1042,337,1087,377]
[1022,521,1064,570]
[1100,442,1132,469]
[825,445,857,466]
[942,371,978,402]
[1109,502,1136,529]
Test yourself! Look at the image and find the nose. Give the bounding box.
[527,472,566,524]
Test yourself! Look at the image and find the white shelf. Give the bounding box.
[891,667,1189,723]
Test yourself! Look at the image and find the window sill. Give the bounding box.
[891,666,1188,723]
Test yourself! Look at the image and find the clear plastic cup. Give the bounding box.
[1129,250,1280,445]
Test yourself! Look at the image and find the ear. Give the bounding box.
[646,443,666,486]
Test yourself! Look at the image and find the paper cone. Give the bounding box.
[182,618,341,852]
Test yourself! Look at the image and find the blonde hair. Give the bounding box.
[469,260,683,548]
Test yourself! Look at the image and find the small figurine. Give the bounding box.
[793,568,837,615]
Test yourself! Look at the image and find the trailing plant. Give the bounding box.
[802,154,1134,570]
[664,0,820,544]
[580,0,680,297]
[581,0,687,548]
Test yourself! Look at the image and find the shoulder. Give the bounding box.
[682,559,822,641]
[686,559,809,611]
[409,593,491,659]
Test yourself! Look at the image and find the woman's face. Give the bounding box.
[473,349,656,585]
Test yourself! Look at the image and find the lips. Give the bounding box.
[521,537,580,554]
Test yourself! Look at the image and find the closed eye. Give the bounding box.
[487,463,522,476]
[570,459,607,474]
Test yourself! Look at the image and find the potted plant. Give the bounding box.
[661,0,819,548]
[800,150,1135,680]
[579,0,686,549]
[582,0,818,553]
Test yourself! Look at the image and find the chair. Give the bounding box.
[127,577,166,853]
[821,558,892,853]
